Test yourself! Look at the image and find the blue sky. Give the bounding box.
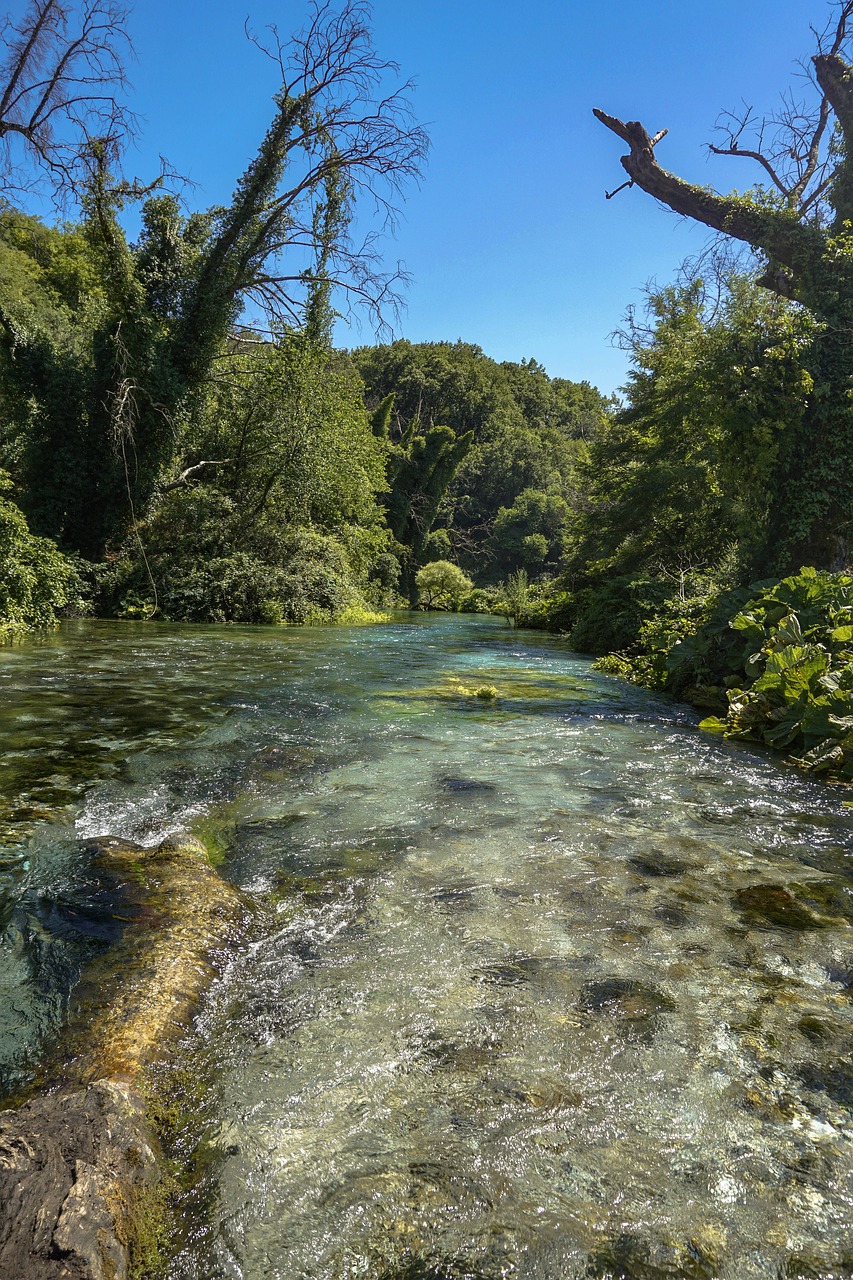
[117,0,822,393]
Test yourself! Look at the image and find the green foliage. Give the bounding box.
[353,340,610,578]
[490,487,569,577]
[0,475,77,638]
[104,490,372,625]
[384,423,474,602]
[566,280,815,584]
[459,585,502,614]
[415,559,473,611]
[594,568,853,784]
[498,569,530,628]
[565,576,676,656]
[689,570,853,783]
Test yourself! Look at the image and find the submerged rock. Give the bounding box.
[798,1059,853,1109]
[438,775,497,794]
[577,978,675,1041]
[654,904,690,927]
[734,884,829,931]
[629,849,689,877]
[586,1231,718,1279]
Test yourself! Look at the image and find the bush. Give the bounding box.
[460,586,502,614]
[687,569,853,782]
[0,479,76,638]
[594,567,853,785]
[100,488,375,625]
[415,560,473,610]
[567,576,675,655]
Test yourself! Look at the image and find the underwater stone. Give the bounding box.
[577,979,676,1034]
[734,885,828,930]
[586,1231,718,1279]
[629,850,689,877]
[798,1060,853,1109]
[438,775,497,794]
[798,1015,831,1042]
[373,1251,500,1279]
[654,905,690,927]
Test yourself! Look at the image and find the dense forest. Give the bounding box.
[1,0,852,783]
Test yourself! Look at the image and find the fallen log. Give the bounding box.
[0,833,245,1279]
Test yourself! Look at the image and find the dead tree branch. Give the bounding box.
[0,0,137,200]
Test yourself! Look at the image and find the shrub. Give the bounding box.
[568,576,675,655]
[0,478,76,638]
[687,569,853,782]
[415,560,473,610]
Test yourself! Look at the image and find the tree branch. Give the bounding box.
[161,459,234,492]
[593,107,823,281]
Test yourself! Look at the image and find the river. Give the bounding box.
[1,614,852,1279]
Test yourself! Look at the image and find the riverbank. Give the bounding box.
[0,833,245,1279]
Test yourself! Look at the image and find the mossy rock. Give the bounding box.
[733,884,829,931]
[0,832,246,1280]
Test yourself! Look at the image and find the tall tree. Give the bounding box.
[595,0,853,571]
[0,0,427,558]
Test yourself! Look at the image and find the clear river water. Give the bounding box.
[1,614,852,1279]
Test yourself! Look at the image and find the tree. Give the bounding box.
[489,487,569,579]
[0,0,134,198]
[415,559,472,610]
[353,339,609,575]
[0,470,75,637]
[566,279,815,583]
[595,0,853,571]
[0,0,427,559]
[384,420,474,603]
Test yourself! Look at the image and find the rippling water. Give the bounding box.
[2,615,853,1278]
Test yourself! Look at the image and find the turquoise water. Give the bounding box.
[1,615,853,1278]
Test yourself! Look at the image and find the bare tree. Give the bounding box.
[593,2,853,301]
[0,0,135,199]
[594,0,853,570]
[226,0,429,332]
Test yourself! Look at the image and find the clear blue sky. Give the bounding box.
[115,0,820,393]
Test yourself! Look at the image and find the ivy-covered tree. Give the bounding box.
[595,0,853,570]
[353,339,610,574]
[0,1,426,560]
[384,417,474,604]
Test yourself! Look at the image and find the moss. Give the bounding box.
[377,670,593,707]
[114,1173,176,1280]
[474,685,498,700]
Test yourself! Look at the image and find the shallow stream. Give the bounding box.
[1,615,852,1278]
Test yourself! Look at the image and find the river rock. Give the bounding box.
[577,978,676,1041]
[0,1080,157,1280]
[734,885,828,931]
[0,832,245,1279]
